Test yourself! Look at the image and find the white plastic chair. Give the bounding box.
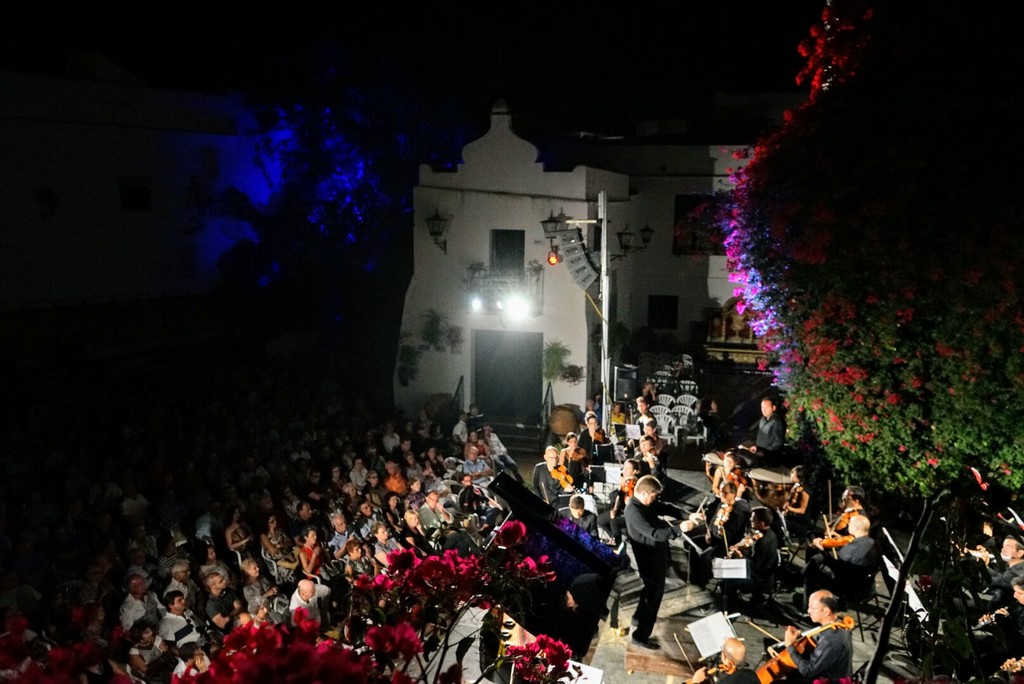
[657,394,676,408]
[679,380,699,394]
[675,394,699,410]
[650,405,670,417]
[670,404,695,419]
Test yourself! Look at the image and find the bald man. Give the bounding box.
[783,590,853,681]
[289,578,331,626]
[532,446,571,507]
[689,636,758,683]
[804,514,880,599]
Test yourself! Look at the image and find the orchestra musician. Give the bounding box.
[577,411,608,462]
[828,486,866,537]
[532,446,574,508]
[710,452,750,500]
[682,482,751,586]
[747,395,786,465]
[624,475,686,651]
[780,590,854,681]
[597,458,639,547]
[781,466,812,540]
[725,507,780,608]
[971,574,1024,678]
[804,514,879,603]
[687,637,758,683]
[555,431,592,492]
[983,536,1024,611]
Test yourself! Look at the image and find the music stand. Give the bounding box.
[712,558,749,614]
[686,611,738,660]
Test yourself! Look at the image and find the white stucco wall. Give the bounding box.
[395,103,630,416]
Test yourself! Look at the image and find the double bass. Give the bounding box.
[755,616,855,684]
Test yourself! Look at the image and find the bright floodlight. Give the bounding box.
[507,294,529,320]
[470,296,482,312]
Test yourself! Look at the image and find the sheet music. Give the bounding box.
[625,424,642,440]
[883,556,929,623]
[687,612,736,659]
[712,558,749,579]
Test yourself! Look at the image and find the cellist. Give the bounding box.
[779,590,853,682]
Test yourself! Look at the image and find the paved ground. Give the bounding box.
[578,467,920,683]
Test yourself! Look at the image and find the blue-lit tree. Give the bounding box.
[212,54,478,409]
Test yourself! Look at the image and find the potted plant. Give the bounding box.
[542,341,571,382]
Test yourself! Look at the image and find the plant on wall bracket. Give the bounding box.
[543,341,572,382]
[420,308,448,351]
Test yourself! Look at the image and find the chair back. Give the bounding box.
[657,394,676,408]
[676,394,699,409]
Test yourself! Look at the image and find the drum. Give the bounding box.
[702,452,725,468]
[748,467,793,510]
[702,451,725,484]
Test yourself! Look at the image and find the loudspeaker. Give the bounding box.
[614,365,637,402]
[557,229,599,290]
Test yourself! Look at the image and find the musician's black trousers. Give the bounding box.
[633,569,666,642]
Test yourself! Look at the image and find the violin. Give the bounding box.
[756,616,856,684]
[818,534,854,550]
[688,658,736,683]
[620,477,637,498]
[551,464,574,491]
[728,530,764,558]
[782,484,804,515]
[829,508,858,535]
[713,501,733,533]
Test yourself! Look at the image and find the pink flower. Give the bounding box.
[494,520,527,547]
[927,458,939,467]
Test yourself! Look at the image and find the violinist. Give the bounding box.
[597,459,639,547]
[636,435,661,478]
[781,466,812,539]
[828,486,866,537]
[711,452,749,500]
[577,411,608,462]
[804,514,879,602]
[726,508,780,608]
[688,637,758,683]
[780,590,853,681]
[684,482,751,558]
[532,446,573,508]
[561,436,591,493]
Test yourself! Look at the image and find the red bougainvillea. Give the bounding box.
[723,2,1024,496]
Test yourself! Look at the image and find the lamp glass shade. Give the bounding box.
[426,210,447,238]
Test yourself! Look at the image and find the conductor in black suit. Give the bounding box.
[625,474,684,650]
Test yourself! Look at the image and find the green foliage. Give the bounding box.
[726,3,1024,497]
[542,341,571,382]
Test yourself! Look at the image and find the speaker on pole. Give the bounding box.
[614,365,638,402]
[557,229,599,290]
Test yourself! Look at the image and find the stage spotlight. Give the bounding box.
[470,296,482,312]
[547,247,561,265]
[507,294,529,320]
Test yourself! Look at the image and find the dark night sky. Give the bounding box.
[4,2,825,134]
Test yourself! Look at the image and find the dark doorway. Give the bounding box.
[474,330,543,421]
